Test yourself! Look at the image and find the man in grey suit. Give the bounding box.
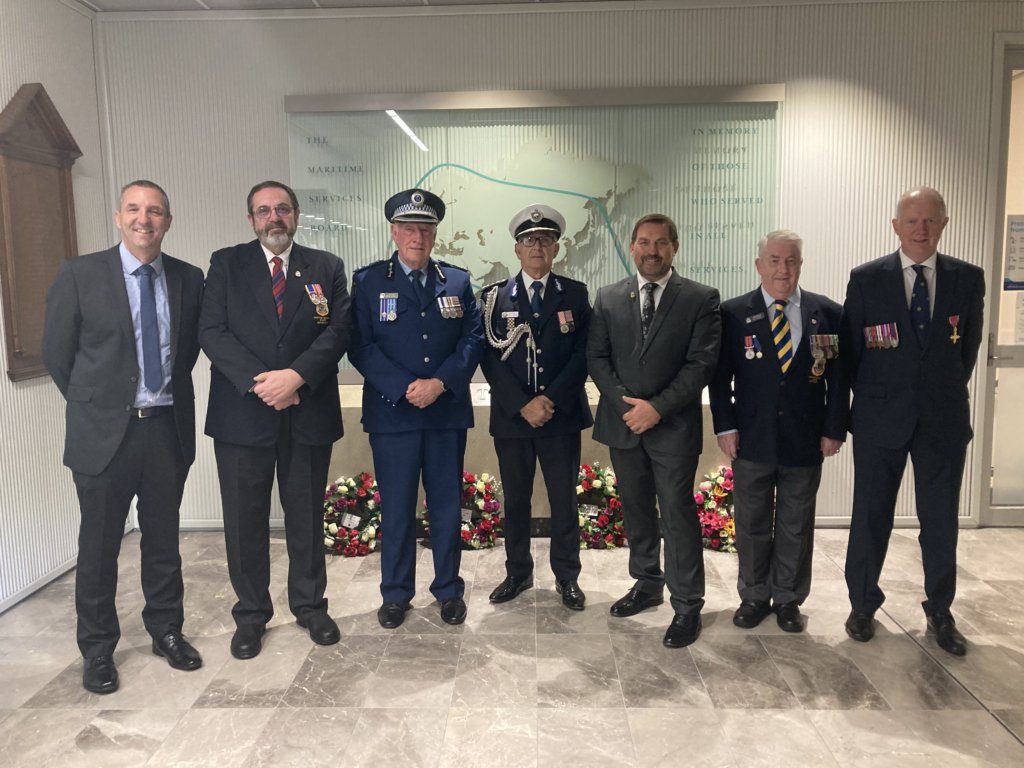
[587,213,721,648]
[43,180,205,694]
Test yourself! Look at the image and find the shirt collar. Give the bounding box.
[637,269,672,292]
[899,251,937,271]
[259,241,293,268]
[520,271,550,290]
[761,285,801,309]
[119,242,163,276]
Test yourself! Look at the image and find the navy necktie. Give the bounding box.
[530,280,543,316]
[641,282,656,338]
[910,264,930,347]
[410,269,427,305]
[135,264,161,393]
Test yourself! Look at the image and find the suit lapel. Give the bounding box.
[105,248,136,346]
[280,245,310,334]
[242,241,280,332]
[163,255,182,368]
[930,253,958,348]
[640,275,679,357]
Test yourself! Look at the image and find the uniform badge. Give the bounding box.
[502,310,519,334]
[379,292,399,322]
[437,295,463,319]
[558,310,575,334]
[864,323,898,349]
[949,315,960,344]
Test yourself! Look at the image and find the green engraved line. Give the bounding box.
[414,162,630,274]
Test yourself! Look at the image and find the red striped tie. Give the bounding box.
[271,256,284,319]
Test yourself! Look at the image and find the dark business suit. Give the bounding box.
[842,251,984,617]
[349,254,484,605]
[479,272,593,583]
[709,288,846,605]
[587,271,721,615]
[199,239,350,629]
[42,246,203,658]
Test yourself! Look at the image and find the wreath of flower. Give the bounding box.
[323,472,382,557]
[695,465,737,553]
[578,462,627,549]
[420,471,503,550]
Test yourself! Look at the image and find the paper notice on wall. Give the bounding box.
[1005,215,1024,290]
[1015,294,1024,343]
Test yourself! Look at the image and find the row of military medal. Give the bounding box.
[743,333,839,375]
[376,293,466,321]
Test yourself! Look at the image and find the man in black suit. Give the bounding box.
[479,204,592,610]
[43,180,204,694]
[587,213,721,648]
[199,181,351,659]
[842,187,985,656]
[709,230,846,634]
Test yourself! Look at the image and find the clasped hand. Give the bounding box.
[252,369,303,410]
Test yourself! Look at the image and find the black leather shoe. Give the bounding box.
[82,655,119,694]
[230,624,265,660]
[927,613,967,656]
[152,631,203,670]
[663,614,702,648]
[774,602,804,633]
[489,575,533,604]
[732,600,772,628]
[440,597,467,625]
[844,610,875,642]
[377,602,411,629]
[298,612,341,646]
[610,588,664,618]
[556,580,586,611]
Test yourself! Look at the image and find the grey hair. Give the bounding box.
[757,229,803,258]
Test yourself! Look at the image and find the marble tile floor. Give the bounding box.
[1,529,1024,766]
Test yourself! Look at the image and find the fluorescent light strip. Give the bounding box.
[385,109,429,152]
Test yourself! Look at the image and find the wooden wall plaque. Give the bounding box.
[0,83,81,381]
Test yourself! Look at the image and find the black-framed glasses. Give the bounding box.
[517,235,556,248]
[252,204,294,220]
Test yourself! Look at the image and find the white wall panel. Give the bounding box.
[91,1,1024,530]
[0,0,108,610]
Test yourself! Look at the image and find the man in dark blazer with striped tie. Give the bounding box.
[587,213,721,648]
[842,187,985,655]
[200,181,351,660]
[710,230,846,634]
[43,180,204,694]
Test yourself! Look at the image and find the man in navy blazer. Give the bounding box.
[43,180,204,694]
[348,188,484,629]
[709,230,846,634]
[588,213,721,648]
[842,187,985,655]
[479,204,593,610]
[200,181,351,659]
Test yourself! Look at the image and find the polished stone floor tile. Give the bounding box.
[537,708,634,767]
[760,635,889,710]
[452,633,537,707]
[341,707,447,767]
[537,633,623,709]
[362,634,462,708]
[690,635,799,709]
[440,707,538,768]
[610,632,713,708]
[146,707,276,767]
[625,708,734,767]
[249,707,358,767]
[280,634,385,708]
[719,709,840,766]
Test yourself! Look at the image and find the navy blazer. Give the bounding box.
[348,253,484,434]
[709,287,846,466]
[841,251,984,449]
[479,272,593,439]
[199,239,351,447]
[587,271,721,454]
[43,246,204,476]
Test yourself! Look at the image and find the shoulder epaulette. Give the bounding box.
[480,278,509,293]
[436,260,469,273]
[353,259,389,275]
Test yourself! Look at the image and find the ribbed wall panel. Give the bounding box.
[0,0,109,610]
[93,1,1024,531]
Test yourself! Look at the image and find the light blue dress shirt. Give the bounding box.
[120,242,173,408]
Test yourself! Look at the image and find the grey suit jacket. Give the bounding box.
[587,271,721,453]
[42,246,204,476]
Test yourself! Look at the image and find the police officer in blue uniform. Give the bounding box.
[479,204,592,610]
[349,188,485,628]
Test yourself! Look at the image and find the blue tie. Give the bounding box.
[910,264,930,347]
[410,269,427,305]
[135,264,162,393]
[530,281,543,316]
[772,299,793,374]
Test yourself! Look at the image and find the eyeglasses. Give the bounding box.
[252,204,295,220]
[517,235,556,248]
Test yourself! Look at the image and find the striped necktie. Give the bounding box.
[772,299,793,374]
[271,256,285,319]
